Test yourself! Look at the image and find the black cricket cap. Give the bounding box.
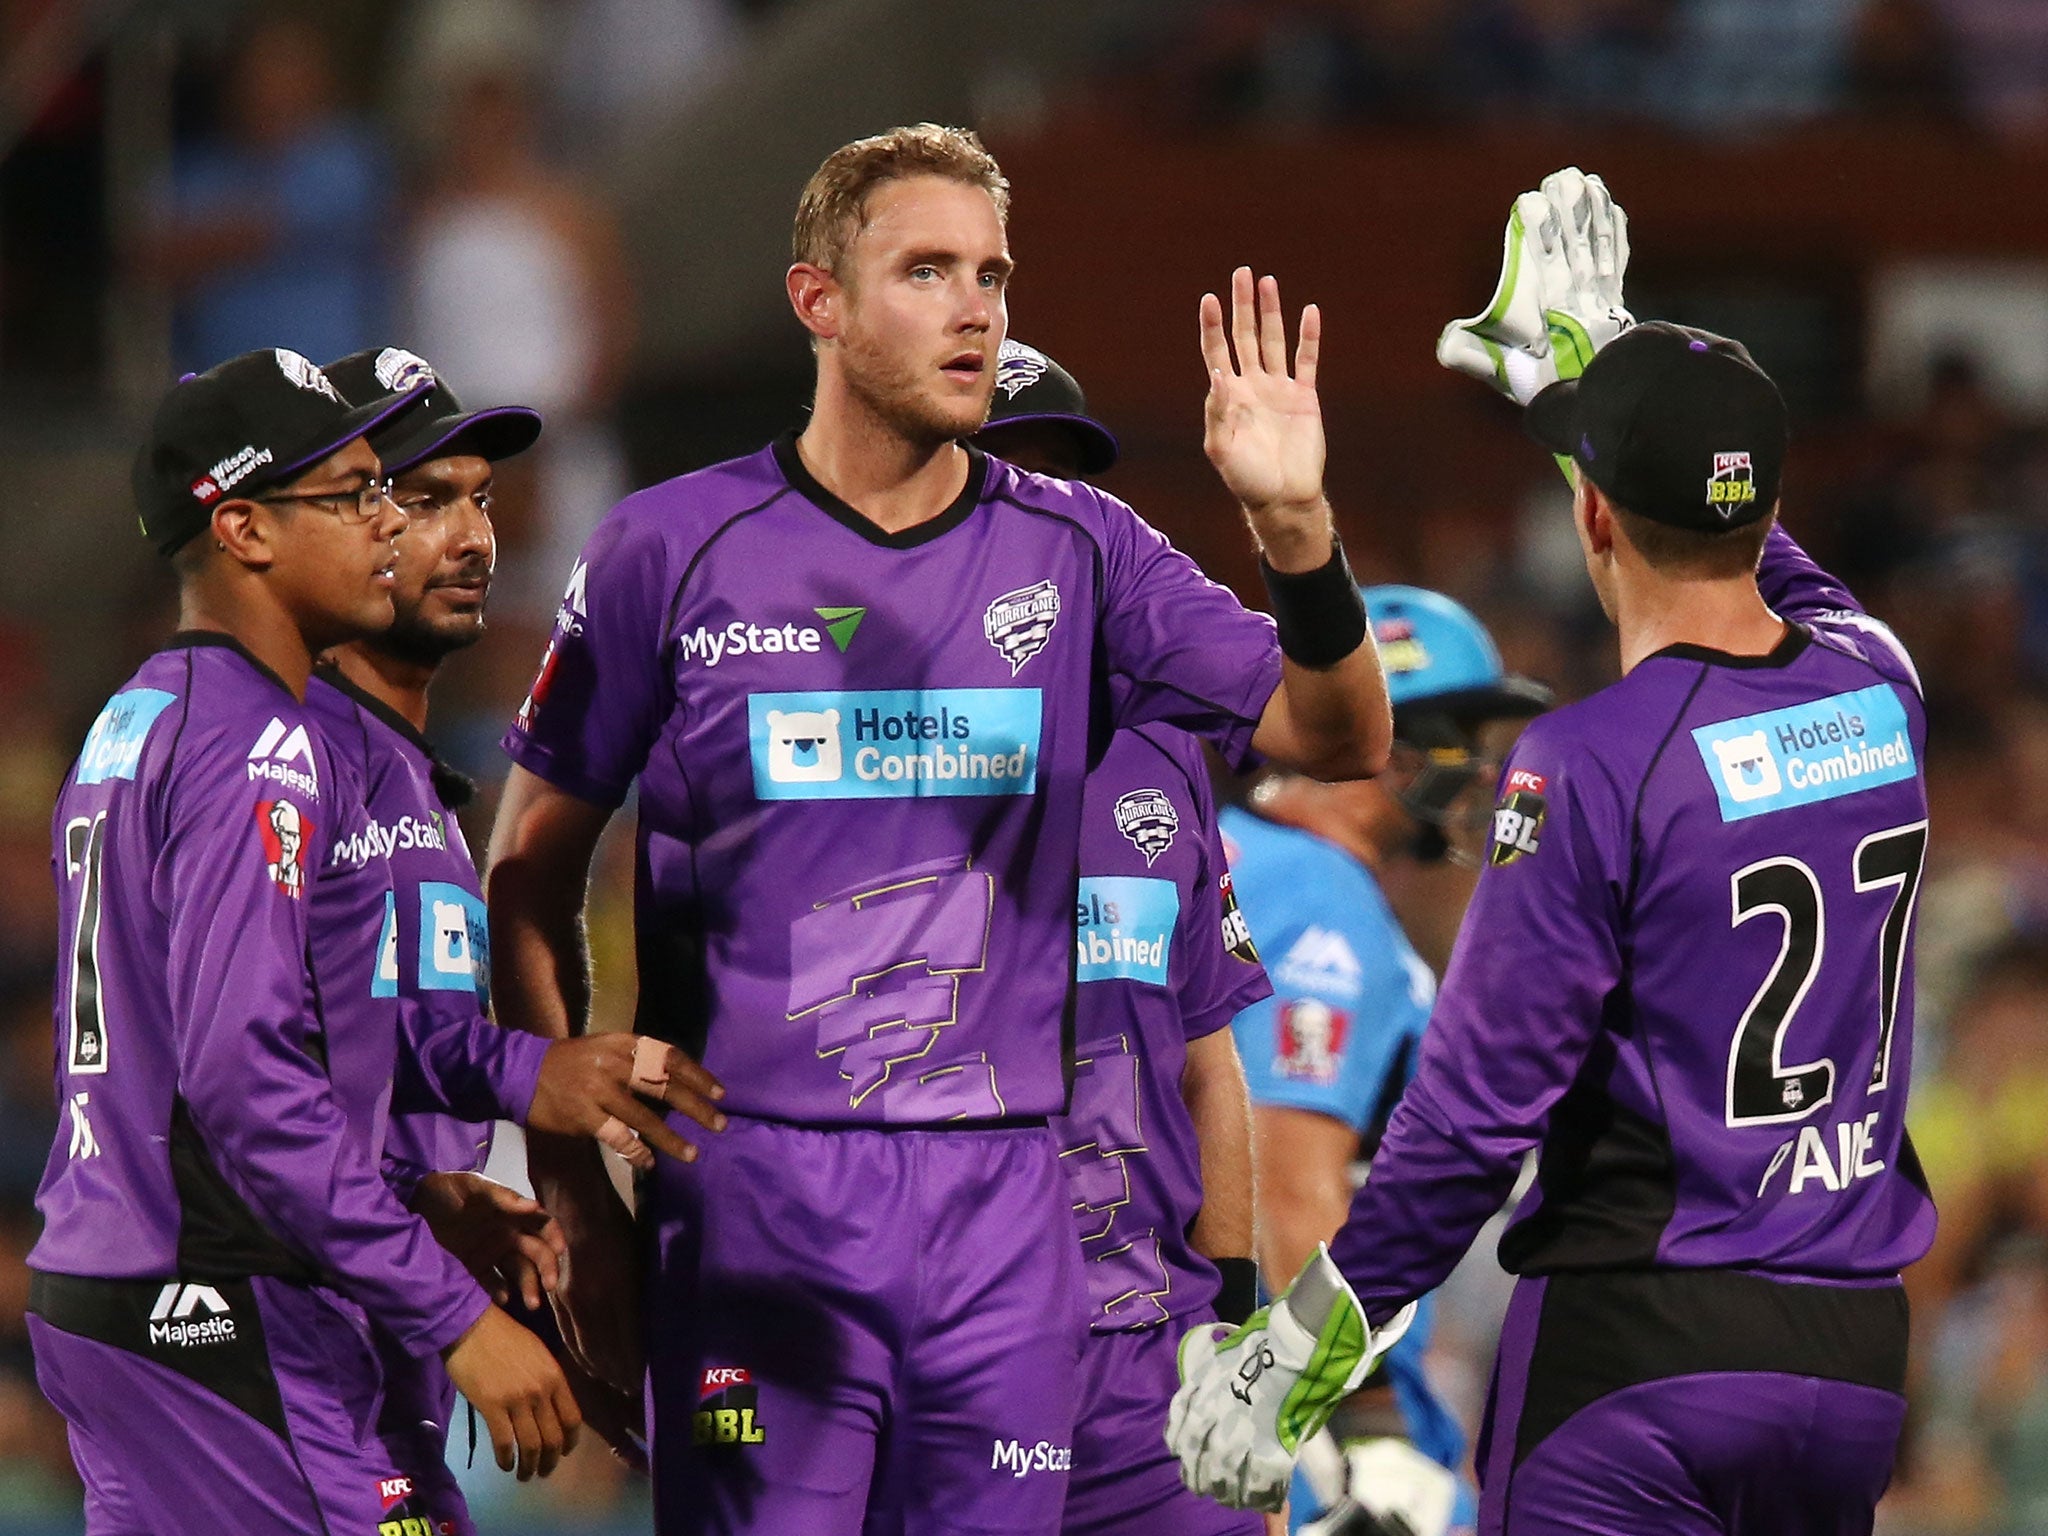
[323,346,543,475]
[978,340,1120,474]
[133,347,430,556]
[1525,321,1788,532]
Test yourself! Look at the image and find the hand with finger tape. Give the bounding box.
[524,1031,726,1172]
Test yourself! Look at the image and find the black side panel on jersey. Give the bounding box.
[1497,1006,1679,1274]
[1513,1268,1909,1466]
[168,1100,323,1285]
[635,908,711,1059]
[27,1270,291,1438]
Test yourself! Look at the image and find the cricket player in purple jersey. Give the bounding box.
[28,351,725,1535]
[486,122,1395,1536]
[1172,178,1937,1536]
[972,350,1268,1536]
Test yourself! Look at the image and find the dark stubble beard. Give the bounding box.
[375,556,492,668]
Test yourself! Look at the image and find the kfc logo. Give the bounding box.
[1275,998,1349,1085]
[256,800,311,898]
[1505,768,1548,796]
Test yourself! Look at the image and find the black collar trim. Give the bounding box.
[312,662,436,759]
[771,430,987,549]
[1648,625,1810,671]
[161,629,298,699]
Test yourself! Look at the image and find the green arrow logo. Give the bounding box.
[814,606,866,652]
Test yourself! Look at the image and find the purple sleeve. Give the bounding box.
[502,509,673,807]
[1179,766,1273,1041]
[1095,493,1283,771]
[162,731,486,1357]
[389,1006,548,1124]
[1329,724,1625,1325]
[1757,524,1921,694]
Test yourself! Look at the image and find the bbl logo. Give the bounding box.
[1372,617,1432,678]
[984,581,1061,675]
[1489,768,1547,866]
[1219,871,1260,964]
[695,1366,767,1446]
[1113,787,1179,864]
[1707,451,1756,519]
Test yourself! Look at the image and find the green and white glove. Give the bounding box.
[1436,166,1633,404]
[1297,1436,1460,1536]
[1166,1246,1416,1512]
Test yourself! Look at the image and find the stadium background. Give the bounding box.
[1,0,2045,1530]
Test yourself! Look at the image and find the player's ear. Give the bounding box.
[211,498,281,571]
[1575,477,1615,559]
[788,263,842,344]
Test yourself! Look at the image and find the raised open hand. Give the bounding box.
[1201,268,1327,530]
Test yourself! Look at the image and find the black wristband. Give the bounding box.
[1213,1256,1260,1326]
[1260,543,1369,669]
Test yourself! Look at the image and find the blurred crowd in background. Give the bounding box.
[1,0,2046,1531]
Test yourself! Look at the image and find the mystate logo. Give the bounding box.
[1691,684,1915,822]
[991,1438,1072,1479]
[748,689,1041,801]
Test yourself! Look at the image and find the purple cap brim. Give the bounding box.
[977,411,1120,473]
[265,382,434,487]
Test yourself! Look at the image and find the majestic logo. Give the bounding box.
[257,800,311,898]
[1373,617,1431,677]
[1490,787,1545,866]
[983,581,1061,675]
[555,560,588,636]
[678,619,825,668]
[749,690,1041,802]
[1273,927,1363,997]
[373,347,435,393]
[274,348,341,402]
[1219,871,1259,963]
[1074,876,1179,986]
[148,1283,235,1348]
[762,708,843,784]
[994,341,1050,401]
[1276,998,1349,1084]
[248,717,319,798]
[694,1366,767,1446]
[1707,451,1757,518]
[991,1439,1072,1479]
[77,688,176,786]
[1113,787,1179,865]
[814,605,866,652]
[1712,730,1781,805]
[67,1092,99,1159]
[1690,684,1916,823]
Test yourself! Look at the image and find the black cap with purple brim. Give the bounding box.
[978,340,1120,474]
[1524,321,1788,532]
[133,347,431,556]
[323,346,543,475]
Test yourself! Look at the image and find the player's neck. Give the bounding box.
[1613,571,1786,675]
[798,384,969,534]
[325,642,434,733]
[177,582,314,701]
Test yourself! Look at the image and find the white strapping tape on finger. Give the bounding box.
[596,1114,654,1171]
[630,1035,671,1096]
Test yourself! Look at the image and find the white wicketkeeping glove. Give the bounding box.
[1165,1246,1416,1512]
[1297,1437,1460,1536]
[1436,166,1633,405]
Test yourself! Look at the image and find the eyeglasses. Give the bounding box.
[254,479,394,523]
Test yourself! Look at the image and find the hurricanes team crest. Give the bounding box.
[374,347,436,393]
[1113,787,1179,865]
[1707,452,1756,519]
[995,341,1049,400]
[984,581,1061,674]
[273,348,340,403]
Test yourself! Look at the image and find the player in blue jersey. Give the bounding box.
[1225,586,1549,1536]
[29,351,724,1534]
[974,345,1267,1536]
[1172,176,1936,1536]
[487,123,1396,1536]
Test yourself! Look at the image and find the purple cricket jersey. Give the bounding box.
[309,668,494,1194]
[1055,724,1269,1331]
[503,438,1282,1127]
[31,634,542,1359]
[1333,528,1939,1322]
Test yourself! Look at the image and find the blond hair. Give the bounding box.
[792,124,1010,273]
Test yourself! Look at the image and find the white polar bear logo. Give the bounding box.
[1713,730,1782,802]
[765,708,843,783]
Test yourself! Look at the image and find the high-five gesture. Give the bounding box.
[1201,268,1331,572]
